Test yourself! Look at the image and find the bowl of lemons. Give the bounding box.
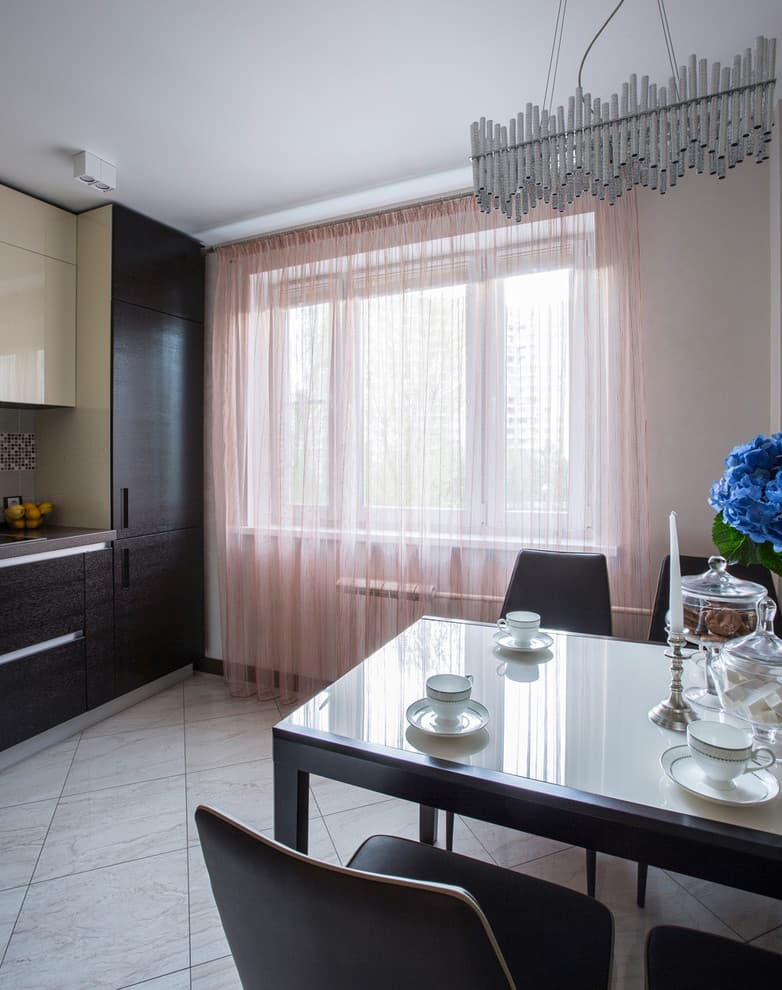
[3,501,53,530]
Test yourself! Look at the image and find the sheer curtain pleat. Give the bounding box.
[208,195,650,701]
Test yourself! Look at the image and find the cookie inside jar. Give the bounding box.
[681,556,765,647]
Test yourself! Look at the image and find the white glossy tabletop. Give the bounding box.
[281,617,782,836]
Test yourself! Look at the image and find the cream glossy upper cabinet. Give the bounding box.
[0,185,76,406]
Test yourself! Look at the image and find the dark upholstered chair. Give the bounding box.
[195,805,614,990]
[438,549,615,900]
[499,548,613,634]
[646,926,782,989]
[648,554,781,643]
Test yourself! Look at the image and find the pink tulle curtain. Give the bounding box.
[207,194,650,701]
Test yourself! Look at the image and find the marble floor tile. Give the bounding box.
[0,799,56,891]
[123,970,190,990]
[81,685,184,738]
[62,725,185,796]
[0,737,78,809]
[309,775,397,817]
[322,797,492,865]
[184,709,277,773]
[277,696,315,718]
[186,758,318,846]
[514,848,738,990]
[0,850,189,990]
[33,776,187,883]
[460,815,570,868]
[190,955,242,990]
[322,797,421,864]
[667,870,782,940]
[184,672,278,723]
[0,886,26,959]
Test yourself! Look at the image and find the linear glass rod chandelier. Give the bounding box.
[469,0,777,219]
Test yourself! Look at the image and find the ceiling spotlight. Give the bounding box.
[73,151,117,192]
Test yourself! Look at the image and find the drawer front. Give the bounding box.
[0,639,86,750]
[0,554,85,655]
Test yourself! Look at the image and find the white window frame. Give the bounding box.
[246,214,600,547]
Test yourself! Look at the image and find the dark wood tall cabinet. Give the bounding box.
[112,301,203,537]
[110,206,205,694]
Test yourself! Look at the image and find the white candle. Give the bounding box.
[669,511,684,635]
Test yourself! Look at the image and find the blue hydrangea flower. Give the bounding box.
[709,433,782,551]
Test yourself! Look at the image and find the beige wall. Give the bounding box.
[771,102,782,431]
[638,161,774,576]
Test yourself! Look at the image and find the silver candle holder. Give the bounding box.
[648,629,699,732]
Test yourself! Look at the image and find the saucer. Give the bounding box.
[406,698,489,737]
[493,630,553,653]
[405,725,490,759]
[661,745,779,807]
[496,649,553,682]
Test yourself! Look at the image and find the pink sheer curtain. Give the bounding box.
[207,194,650,701]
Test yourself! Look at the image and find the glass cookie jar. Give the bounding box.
[681,556,766,711]
[713,597,782,745]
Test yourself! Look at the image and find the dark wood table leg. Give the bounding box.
[419,805,439,845]
[586,848,597,897]
[637,862,648,908]
[274,761,310,852]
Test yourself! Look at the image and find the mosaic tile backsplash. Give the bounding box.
[0,433,36,471]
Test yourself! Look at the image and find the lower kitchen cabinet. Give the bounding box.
[0,639,86,750]
[0,552,84,655]
[113,527,204,695]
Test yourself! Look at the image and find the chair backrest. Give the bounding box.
[648,555,781,643]
[500,548,612,636]
[195,806,515,990]
[646,924,782,989]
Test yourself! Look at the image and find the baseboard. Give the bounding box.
[194,655,223,676]
[0,665,194,772]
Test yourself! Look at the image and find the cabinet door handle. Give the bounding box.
[121,548,130,588]
[121,488,129,530]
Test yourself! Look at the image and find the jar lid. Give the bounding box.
[681,556,766,605]
[720,598,782,671]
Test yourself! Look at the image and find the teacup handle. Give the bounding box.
[497,618,508,630]
[496,662,507,676]
[466,674,473,684]
[751,747,776,771]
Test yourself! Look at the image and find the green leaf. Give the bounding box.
[756,541,782,577]
[711,514,752,563]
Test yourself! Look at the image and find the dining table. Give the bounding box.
[273,616,782,899]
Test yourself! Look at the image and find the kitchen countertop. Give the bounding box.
[0,526,116,561]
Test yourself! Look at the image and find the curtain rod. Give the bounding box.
[202,187,474,254]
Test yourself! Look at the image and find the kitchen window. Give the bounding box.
[258,217,597,546]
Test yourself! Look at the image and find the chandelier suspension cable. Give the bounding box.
[657,0,680,97]
[470,3,777,220]
[544,0,568,116]
[578,0,627,91]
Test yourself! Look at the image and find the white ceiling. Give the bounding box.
[1,0,780,245]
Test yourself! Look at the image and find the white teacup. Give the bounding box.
[426,673,473,724]
[497,610,540,646]
[686,720,775,789]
